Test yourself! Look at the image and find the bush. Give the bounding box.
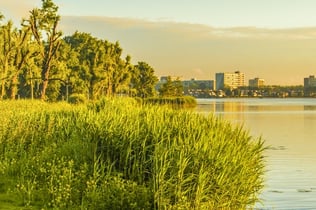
[68,93,87,104]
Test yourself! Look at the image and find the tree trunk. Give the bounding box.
[1,63,8,99]
[1,75,5,99]
[40,38,57,100]
[10,74,18,99]
[40,65,50,100]
[106,80,112,97]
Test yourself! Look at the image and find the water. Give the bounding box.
[195,98,316,209]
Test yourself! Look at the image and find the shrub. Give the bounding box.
[68,93,87,104]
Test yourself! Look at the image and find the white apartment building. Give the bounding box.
[215,71,245,90]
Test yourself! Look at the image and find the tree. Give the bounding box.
[43,38,75,101]
[173,77,184,96]
[131,61,158,98]
[159,76,183,97]
[63,32,93,98]
[0,15,39,100]
[64,32,108,99]
[64,32,132,99]
[1,6,159,101]
[25,0,62,100]
[103,41,131,97]
[0,21,15,99]
[9,25,35,99]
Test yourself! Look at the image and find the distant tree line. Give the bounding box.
[158,76,183,97]
[0,0,158,101]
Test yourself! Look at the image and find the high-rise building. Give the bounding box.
[304,75,316,88]
[215,71,245,90]
[249,78,265,88]
[304,75,316,96]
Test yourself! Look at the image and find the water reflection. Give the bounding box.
[196,98,316,209]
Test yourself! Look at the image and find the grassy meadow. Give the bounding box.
[0,98,265,209]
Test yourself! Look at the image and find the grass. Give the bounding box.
[143,95,197,108]
[0,98,265,209]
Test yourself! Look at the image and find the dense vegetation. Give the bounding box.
[143,95,197,108]
[0,99,265,209]
[1,1,265,209]
[0,0,158,101]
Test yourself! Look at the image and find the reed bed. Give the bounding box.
[143,96,197,108]
[0,98,265,209]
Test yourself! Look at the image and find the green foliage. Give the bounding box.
[0,20,37,100]
[68,93,87,104]
[159,76,184,97]
[0,2,158,101]
[26,0,63,100]
[131,61,158,97]
[63,32,132,99]
[144,96,197,108]
[0,99,265,209]
[84,173,153,210]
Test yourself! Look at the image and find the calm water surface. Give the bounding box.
[196,98,316,210]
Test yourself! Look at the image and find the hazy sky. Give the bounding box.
[2,0,316,85]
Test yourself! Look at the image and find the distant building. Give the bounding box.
[304,75,316,97]
[249,78,265,88]
[304,75,316,88]
[183,78,215,90]
[215,71,245,90]
[159,76,182,83]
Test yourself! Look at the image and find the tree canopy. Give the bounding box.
[0,1,159,101]
[159,76,184,97]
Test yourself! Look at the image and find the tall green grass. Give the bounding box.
[0,98,265,209]
[143,96,197,108]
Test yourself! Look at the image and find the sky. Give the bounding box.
[2,0,316,85]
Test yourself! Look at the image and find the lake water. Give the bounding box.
[195,98,316,210]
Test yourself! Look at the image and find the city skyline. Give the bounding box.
[2,0,316,85]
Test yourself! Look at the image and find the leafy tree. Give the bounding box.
[173,77,184,96]
[159,76,174,97]
[0,20,15,99]
[103,41,131,97]
[45,38,78,101]
[0,2,158,101]
[0,17,42,100]
[9,26,36,99]
[64,32,108,99]
[25,0,62,100]
[17,41,42,99]
[64,32,132,99]
[63,32,92,98]
[159,76,183,97]
[0,20,33,99]
[131,61,158,97]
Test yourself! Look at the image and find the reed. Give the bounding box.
[143,95,197,108]
[0,98,265,209]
